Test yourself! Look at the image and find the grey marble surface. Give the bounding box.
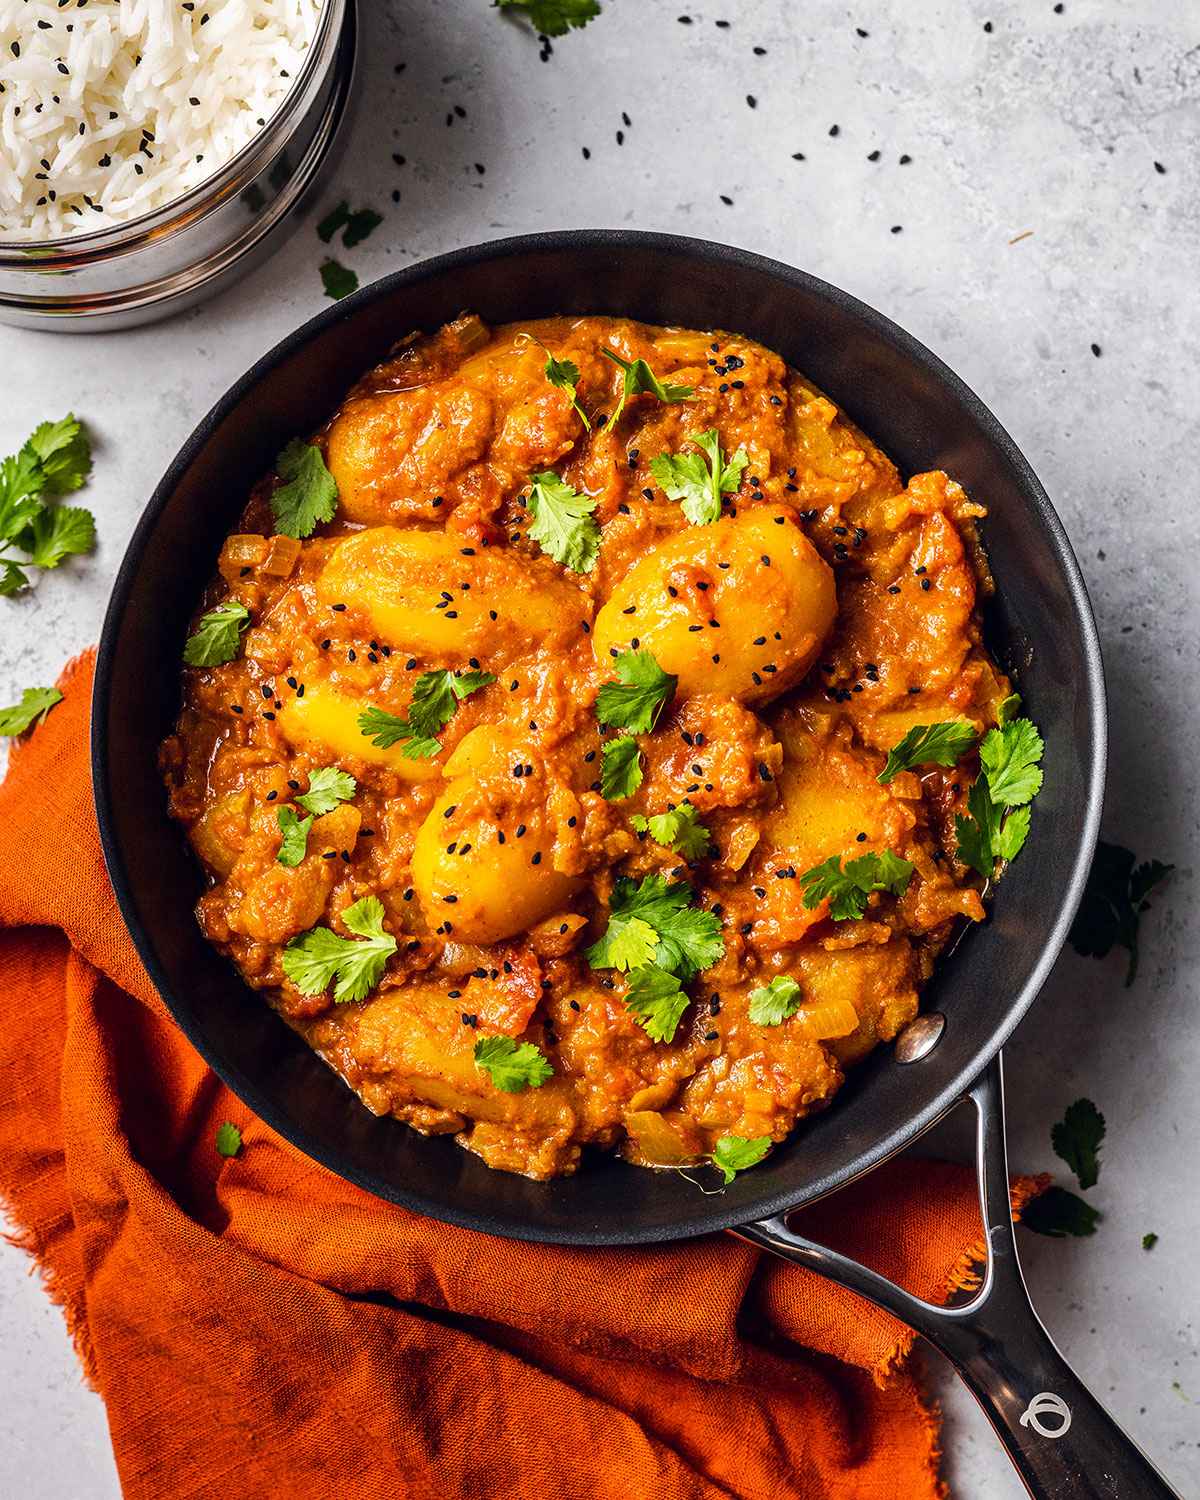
[1,1,1197,1495]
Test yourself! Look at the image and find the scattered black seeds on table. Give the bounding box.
[983,19,993,31]
[856,26,869,37]
[829,123,840,136]
[899,153,912,164]
[792,151,806,161]
[1154,160,1166,174]
[891,224,903,234]
[746,94,757,108]
[720,194,733,205]
[867,149,881,161]
[1091,343,1102,357]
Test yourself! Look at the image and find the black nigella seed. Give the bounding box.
[1091,342,1102,357]
[867,149,881,162]
[829,123,840,136]
[720,194,734,206]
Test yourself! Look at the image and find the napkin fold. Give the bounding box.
[0,652,1043,1500]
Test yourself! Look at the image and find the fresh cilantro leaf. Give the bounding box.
[595,649,677,733]
[586,874,724,981]
[276,805,314,867]
[19,505,96,570]
[631,801,712,859]
[0,448,45,542]
[600,915,659,972]
[320,258,358,300]
[183,600,252,667]
[979,718,1044,806]
[748,974,802,1026]
[296,767,357,817]
[600,347,693,427]
[473,1035,554,1091]
[650,428,747,526]
[600,735,642,799]
[712,1134,771,1184]
[342,207,382,249]
[998,692,1022,726]
[878,720,977,784]
[993,804,1031,862]
[1142,1232,1158,1251]
[215,1122,242,1158]
[1068,840,1174,986]
[798,850,915,921]
[955,776,1000,878]
[494,0,601,39]
[0,685,62,736]
[356,670,493,760]
[1021,1185,1101,1238]
[316,201,350,243]
[527,471,600,572]
[1051,1097,1105,1191]
[270,439,338,539]
[23,414,92,496]
[537,343,591,430]
[0,560,28,596]
[623,964,689,1042]
[281,895,397,1004]
[357,706,442,760]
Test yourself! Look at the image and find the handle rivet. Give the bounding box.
[895,1012,945,1063]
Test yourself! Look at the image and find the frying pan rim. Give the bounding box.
[91,228,1107,1245]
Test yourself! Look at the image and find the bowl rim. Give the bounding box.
[92,229,1107,1243]
[0,0,344,263]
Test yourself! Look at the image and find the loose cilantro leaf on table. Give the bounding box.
[799,850,914,921]
[1142,1232,1159,1251]
[1021,1185,1101,1239]
[537,343,591,430]
[1051,1097,1106,1191]
[276,805,314,867]
[0,685,62,736]
[955,714,1044,876]
[623,964,689,1043]
[474,1035,554,1092]
[600,347,693,428]
[282,896,397,1004]
[527,471,600,572]
[270,439,338,539]
[317,202,381,249]
[296,767,357,817]
[712,1134,771,1184]
[359,669,494,759]
[650,428,747,526]
[631,801,711,859]
[595,649,677,733]
[1068,839,1173,987]
[877,720,977,785]
[320,258,358,300]
[748,975,802,1027]
[215,1122,243,1158]
[494,0,601,39]
[600,734,642,799]
[183,600,252,667]
[587,874,724,982]
[0,414,96,594]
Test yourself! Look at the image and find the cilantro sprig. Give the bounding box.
[526,471,600,572]
[747,975,802,1026]
[494,0,600,37]
[536,342,591,430]
[631,801,712,859]
[270,439,338,539]
[798,850,914,921]
[281,896,397,1004]
[1051,1097,1105,1191]
[1021,1185,1100,1239]
[712,1134,770,1184]
[320,259,358,300]
[600,348,693,428]
[623,965,689,1043]
[358,669,494,759]
[296,766,357,817]
[183,599,252,667]
[0,414,95,594]
[650,429,747,526]
[955,714,1044,876]
[474,1035,554,1092]
[878,720,977,785]
[600,735,642,799]
[587,875,724,983]
[215,1122,243,1159]
[317,201,382,249]
[0,685,62,736]
[595,649,677,733]
[276,805,314,867]
[1068,840,1173,986]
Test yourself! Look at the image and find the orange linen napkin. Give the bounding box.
[0,652,1044,1500]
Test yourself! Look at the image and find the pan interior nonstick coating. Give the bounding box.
[92,231,1105,1245]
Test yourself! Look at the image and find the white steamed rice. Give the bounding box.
[0,0,321,241]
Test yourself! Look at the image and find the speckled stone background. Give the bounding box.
[1,2,1197,1495]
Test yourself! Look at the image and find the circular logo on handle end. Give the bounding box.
[1019,1392,1072,1439]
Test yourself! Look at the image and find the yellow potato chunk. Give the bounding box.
[277,681,440,780]
[318,527,587,662]
[592,509,835,703]
[412,776,581,944]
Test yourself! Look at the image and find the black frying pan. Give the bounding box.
[92,231,1175,1499]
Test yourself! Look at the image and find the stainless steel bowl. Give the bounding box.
[0,0,356,332]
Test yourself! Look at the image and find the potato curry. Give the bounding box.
[161,313,1035,1181]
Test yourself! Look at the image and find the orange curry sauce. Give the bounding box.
[161,315,1005,1179]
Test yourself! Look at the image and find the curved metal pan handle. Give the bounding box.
[735,1054,1180,1499]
